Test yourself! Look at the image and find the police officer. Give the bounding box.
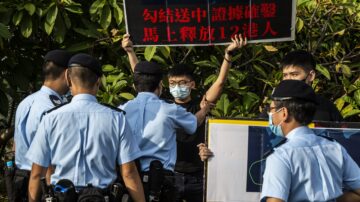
[26,53,145,202]
[261,80,360,202]
[280,50,342,122]
[122,34,246,202]
[12,49,71,201]
[120,61,205,202]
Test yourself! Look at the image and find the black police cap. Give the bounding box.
[44,49,72,68]
[272,80,317,103]
[134,61,162,75]
[68,53,102,77]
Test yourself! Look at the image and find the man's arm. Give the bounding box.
[337,190,360,202]
[28,163,47,202]
[120,161,145,202]
[122,34,139,72]
[205,34,247,103]
[266,198,285,202]
[194,95,214,126]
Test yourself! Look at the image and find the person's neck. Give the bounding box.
[282,121,302,137]
[174,96,192,104]
[43,80,65,95]
[71,86,97,96]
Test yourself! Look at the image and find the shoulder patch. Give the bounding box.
[317,134,335,142]
[49,95,62,106]
[263,138,287,159]
[100,103,126,114]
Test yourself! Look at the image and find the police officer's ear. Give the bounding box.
[65,69,72,88]
[281,107,291,123]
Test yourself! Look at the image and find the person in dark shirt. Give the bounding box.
[280,50,342,122]
[122,34,247,202]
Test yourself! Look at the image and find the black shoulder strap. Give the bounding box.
[317,134,335,142]
[263,138,288,159]
[45,102,68,114]
[49,95,62,106]
[100,103,126,115]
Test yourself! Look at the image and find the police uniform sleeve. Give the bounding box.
[25,117,51,167]
[172,105,197,134]
[261,151,291,201]
[341,146,360,189]
[117,115,142,165]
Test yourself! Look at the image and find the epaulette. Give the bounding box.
[263,138,287,159]
[101,103,126,115]
[317,134,335,142]
[49,95,63,106]
[41,102,69,119]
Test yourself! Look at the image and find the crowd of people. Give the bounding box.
[5,33,360,202]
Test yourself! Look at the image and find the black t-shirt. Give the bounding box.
[174,99,205,173]
[313,95,342,122]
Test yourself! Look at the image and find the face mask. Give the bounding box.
[169,85,190,99]
[268,108,284,137]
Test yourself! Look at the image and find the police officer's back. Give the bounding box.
[12,50,71,201]
[261,80,360,202]
[120,61,198,201]
[26,54,145,202]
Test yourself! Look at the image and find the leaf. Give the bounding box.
[54,15,66,43]
[90,0,106,15]
[204,74,217,86]
[264,45,278,52]
[120,92,135,100]
[44,5,58,35]
[36,8,43,17]
[62,12,71,28]
[354,89,360,106]
[64,6,83,14]
[100,5,112,29]
[102,64,115,72]
[334,29,345,36]
[335,97,345,111]
[112,4,123,25]
[24,3,36,16]
[315,64,331,80]
[253,64,267,78]
[73,28,99,38]
[341,64,352,77]
[144,46,157,61]
[20,16,32,38]
[0,23,11,39]
[66,42,93,52]
[12,11,23,26]
[296,17,304,33]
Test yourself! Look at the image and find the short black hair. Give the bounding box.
[280,50,316,73]
[42,61,66,80]
[134,73,162,92]
[274,99,316,125]
[67,66,99,89]
[167,64,194,81]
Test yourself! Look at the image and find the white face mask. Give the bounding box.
[169,85,191,99]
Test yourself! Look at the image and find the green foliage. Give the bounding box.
[0,0,359,130]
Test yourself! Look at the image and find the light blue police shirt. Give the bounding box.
[26,94,142,188]
[15,86,63,170]
[261,126,360,201]
[120,92,197,172]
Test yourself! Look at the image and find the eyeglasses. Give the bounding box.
[267,106,283,114]
[169,80,191,88]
